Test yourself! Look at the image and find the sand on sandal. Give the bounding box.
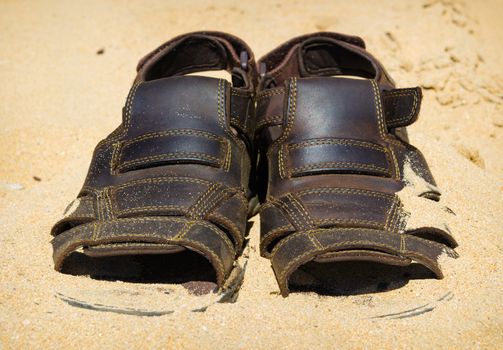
[1,0,502,348]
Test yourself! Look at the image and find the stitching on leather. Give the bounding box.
[199,186,229,219]
[276,240,401,284]
[188,183,217,218]
[389,148,401,179]
[174,220,195,240]
[117,205,188,214]
[275,196,305,231]
[117,152,222,171]
[228,191,249,210]
[124,83,141,134]
[314,218,384,225]
[260,224,295,245]
[371,80,386,139]
[208,212,243,249]
[230,116,245,130]
[278,145,287,178]
[224,139,232,171]
[291,161,390,174]
[123,129,224,146]
[96,216,234,253]
[289,194,315,228]
[91,222,99,240]
[178,237,227,278]
[384,197,398,230]
[217,79,236,172]
[287,138,387,152]
[276,78,297,179]
[371,80,403,178]
[257,88,285,100]
[270,227,396,257]
[256,115,283,130]
[297,187,394,200]
[384,89,419,126]
[104,188,115,220]
[110,142,123,174]
[114,177,211,191]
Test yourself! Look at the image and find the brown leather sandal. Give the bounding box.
[255,32,458,296]
[51,32,257,290]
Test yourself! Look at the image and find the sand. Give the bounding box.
[1,0,502,348]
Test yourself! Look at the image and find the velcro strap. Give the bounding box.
[115,130,230,173]
[382,87,422,128]
[285,138,392,178]
[255,86,422,132]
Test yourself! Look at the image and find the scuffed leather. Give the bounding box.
[51,32,257,287]
[255,32,458,296]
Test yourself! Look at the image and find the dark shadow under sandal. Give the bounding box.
[51,32,257,293]
[255,32,458,296]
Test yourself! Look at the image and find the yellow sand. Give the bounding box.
[1,0,502,348]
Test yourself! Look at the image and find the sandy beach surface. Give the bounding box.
[1,0,502,348]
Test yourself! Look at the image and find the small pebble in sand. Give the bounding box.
[96,48,105,55]
[33,176,41,182]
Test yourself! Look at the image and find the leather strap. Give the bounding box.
[269,227,458,296]
[284,138,392,178]
[51,217,236,287]
[256,85,423,132]
[382,87,422,128]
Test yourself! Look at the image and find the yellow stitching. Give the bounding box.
[384,90,419,125]
[230,117,245,130]
[189,183,216,218]
[109,142,123,174]
[96,216,235,253]
[278,145,285,178]
[291,161,390,174]
[200,186,227,218]
[384,197,398,230]
[117,152,222,171]
[297,187,393,200]
[275,197,303,230]
[91,222,98,241]
[178,238,227,280]
[314,218,385,228]
[261,224,294,245]
[287,138,387,152]
[276,240,403,283]
[113,176,238,191]
[257,88,286,100]
[207,212,244,249]
[118,205,188,214]
[123,129,223,146]
[270,227,395,256]
[174,220,195,240]
[289,194,314,228]
[105,188,115,219]
[371,80,386,139]
[224,139,232,171]
[389,147,401,179]
[256,115,283,130]
[125,83,140,132]
[268,78,297,179]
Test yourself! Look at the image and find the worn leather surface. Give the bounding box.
[51,32,257,288]
[255,32,458,296]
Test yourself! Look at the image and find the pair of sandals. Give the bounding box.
[51,31,458,297]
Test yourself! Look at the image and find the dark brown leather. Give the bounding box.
[255,32,458,296]
[51,32,257,288]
